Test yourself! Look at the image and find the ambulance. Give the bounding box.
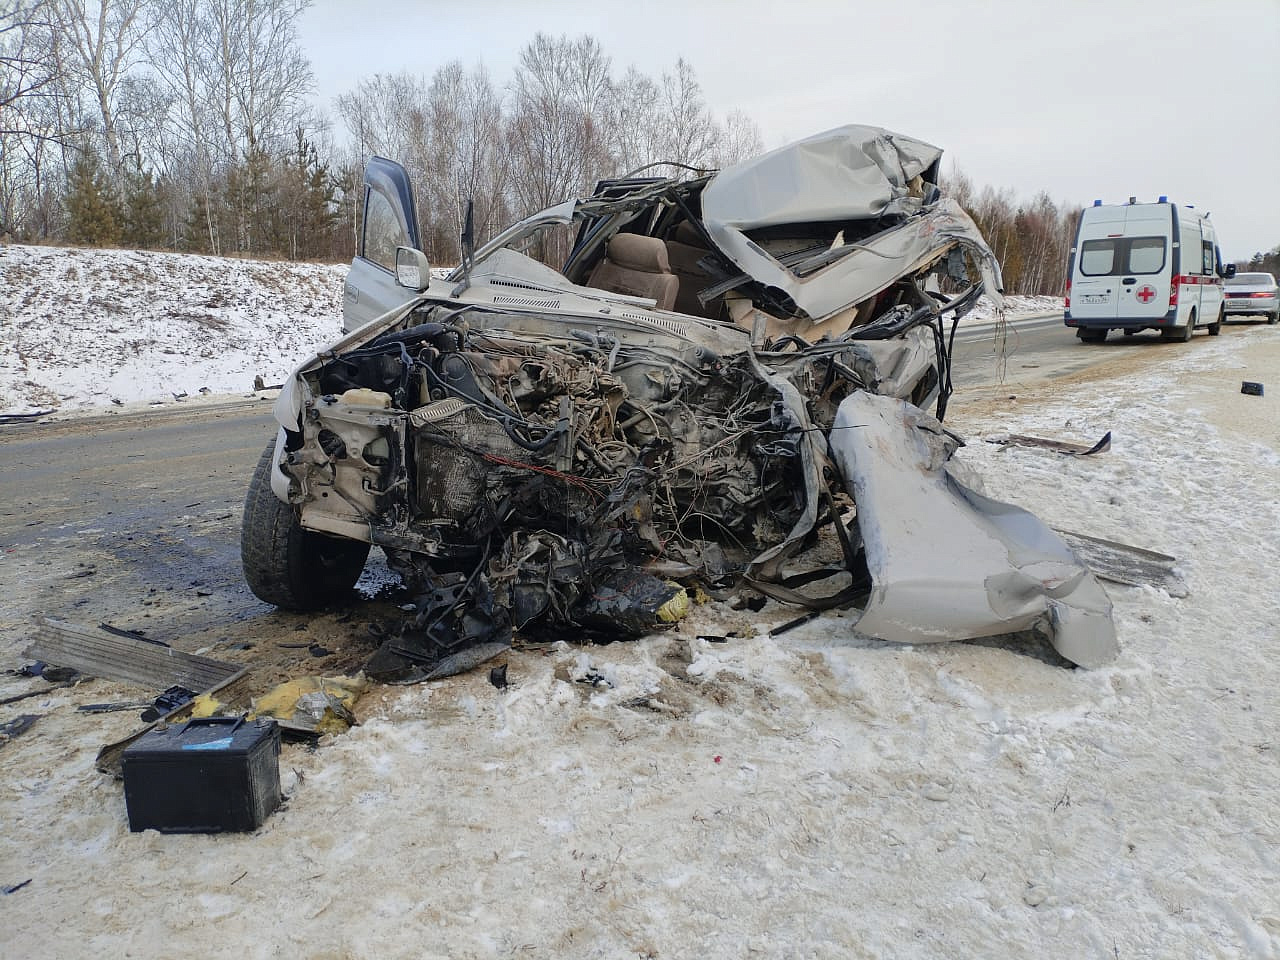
[1064,197,1234,343]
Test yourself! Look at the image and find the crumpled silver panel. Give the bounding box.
[828,392,1118,668]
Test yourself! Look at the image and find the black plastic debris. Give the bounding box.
[488,664,509,689]
[140,686,196,723]
[574,570,685,637]
[3,879,33,895]
[121,716,281,834]
[78,700,153,714]
[15,660,77,683]
[365,571,512,683]
[424,642,510,681]
[1241,381,1264,396]
[0,715,39,743]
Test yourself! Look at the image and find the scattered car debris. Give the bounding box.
[422,642,512,682]
[98,622,169,647]
[250,676,368,736]
[77,700,155,714]
[1241,381,1264,396]
[0,682,76,706]
[0,410,54,425]
[828,394,1117,668]
[1051,529,1187,598]
[488,663,509,689]
[0,714,39,744]
[26,619,243,692]
[3,879,33,895]
[28,619,257,779]
[769,613,821,638]
[240,124,1122,668]
[36,665,78,683]
[987,431,1112,456]
[140,686,197,723]
[13,660,55,679]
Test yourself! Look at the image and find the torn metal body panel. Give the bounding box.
[828,394,1118,668]
[700,125,1004,322]
[243,123,1118,671]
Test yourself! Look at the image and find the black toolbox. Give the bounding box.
[121,716,281,833]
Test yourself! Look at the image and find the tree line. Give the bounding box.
[1,1,763,265]
[5,2,1272,291]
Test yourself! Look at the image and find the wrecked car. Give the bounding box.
[242,125,1118,672]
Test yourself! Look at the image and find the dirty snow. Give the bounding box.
[1,245,1278,959]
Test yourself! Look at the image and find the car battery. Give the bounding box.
[122,716,281,833]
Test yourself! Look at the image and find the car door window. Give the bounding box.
[362,187,408,271]
[1201,241,1214,275]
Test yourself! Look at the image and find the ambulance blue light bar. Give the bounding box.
[1159,195,1168,203]
[1093,200,1102,206]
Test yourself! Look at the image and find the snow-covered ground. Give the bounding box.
[1,245,1277,958]
[0,243,1061,416]
[0,244,346,415]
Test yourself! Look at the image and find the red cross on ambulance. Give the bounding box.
[1136,284,1157,304]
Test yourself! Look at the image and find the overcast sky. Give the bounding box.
[298,0,1280,260]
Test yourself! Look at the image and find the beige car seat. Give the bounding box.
[586,234,679,311]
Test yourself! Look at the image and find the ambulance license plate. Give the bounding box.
[1082,294,1109,304]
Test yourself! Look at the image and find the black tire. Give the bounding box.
[1208,310,1222,336]
[1268,312,1278,325]
[241,441,370,610]
[1163,312,1195,342]
[1181,311,1196,341]
[1079,328,1107,343]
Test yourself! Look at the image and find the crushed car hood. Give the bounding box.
[700,125,1003,320]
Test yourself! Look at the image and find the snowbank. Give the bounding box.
[0,244,1063,415]
[0,244,345,415]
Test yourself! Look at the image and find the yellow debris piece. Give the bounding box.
[188,693,223,718]
[250,675,369,735]
[656,585,690,623]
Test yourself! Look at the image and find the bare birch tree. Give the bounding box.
[658,58,716,170]
[50,0,151,177]
[424,61,506,261]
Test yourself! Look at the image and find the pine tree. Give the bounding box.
[66,150,122,247]
[121,170,166,249]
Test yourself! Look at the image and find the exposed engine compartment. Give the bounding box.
[276,289,960,673]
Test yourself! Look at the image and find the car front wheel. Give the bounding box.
[241,441,371,610]
[1208,310,1222,336]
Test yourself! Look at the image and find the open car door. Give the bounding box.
[342,157,423,333]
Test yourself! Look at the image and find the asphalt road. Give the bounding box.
[951,312,1090,388]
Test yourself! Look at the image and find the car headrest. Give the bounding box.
[607,234,671,274]
[672,220,706,247]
